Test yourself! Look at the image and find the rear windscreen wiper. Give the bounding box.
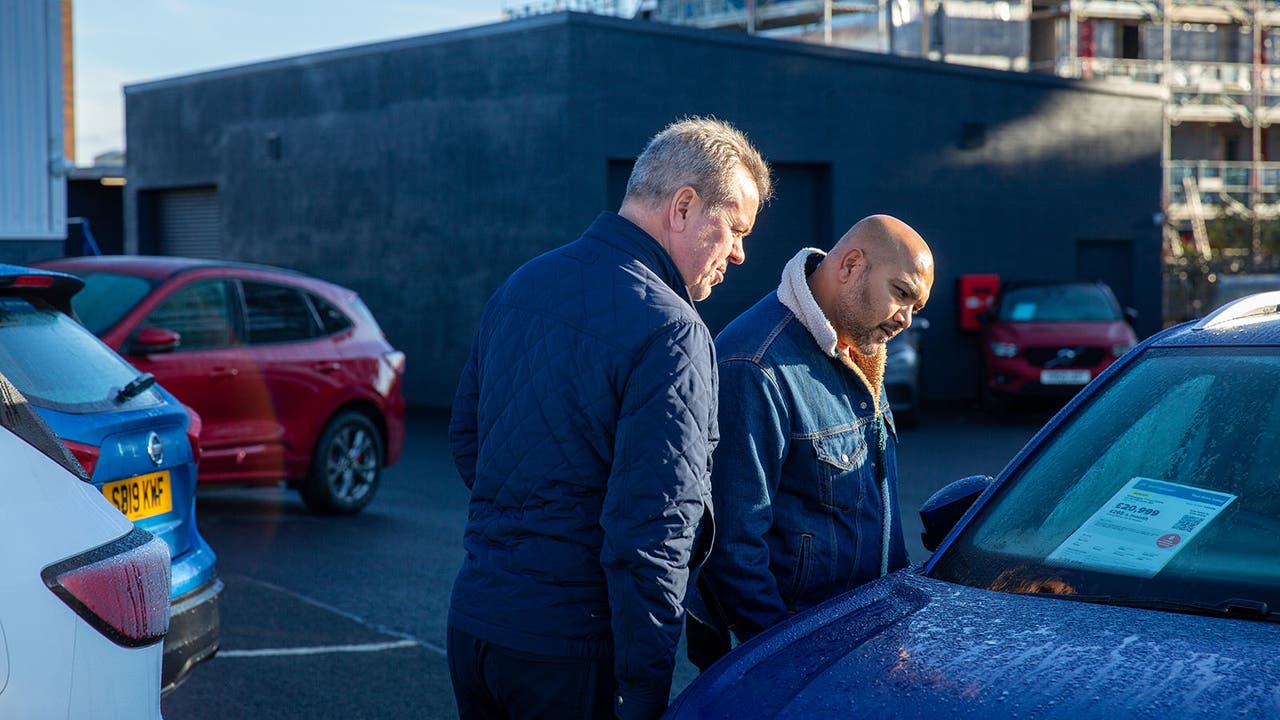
[115,373,156,402]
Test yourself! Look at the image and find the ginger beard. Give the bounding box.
[834,269,892,392]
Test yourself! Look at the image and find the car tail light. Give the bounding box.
[382,351,406,375]
[8,274,55,288]
[41,527,171,647]
[63,439,101,478]
[375,351,406,396]
[185,404,203,465]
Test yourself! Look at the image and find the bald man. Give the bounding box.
[687,215,934,667]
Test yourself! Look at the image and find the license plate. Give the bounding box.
[1041,369,1091,385]
[102,471,172,521]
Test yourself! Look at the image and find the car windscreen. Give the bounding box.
[930,347,1280,614]
[0,296,161,413]
[71,271,159,335]
[997,285,1121,322]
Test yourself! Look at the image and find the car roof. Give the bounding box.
[1152,291,1280,347]
[38,255,309,282]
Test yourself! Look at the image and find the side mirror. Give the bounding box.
[920,475,993,552]
[1123,307,1139,325]
[130,326,181,355]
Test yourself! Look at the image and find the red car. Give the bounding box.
[981,281,1138,403]
[37,256,406,514]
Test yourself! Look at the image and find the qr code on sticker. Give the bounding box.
[1171,514,1204,533]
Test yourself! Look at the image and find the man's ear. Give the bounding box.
[838,247,865,281]
[669,186,697,233]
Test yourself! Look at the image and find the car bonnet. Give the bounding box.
[670,571,1280,719]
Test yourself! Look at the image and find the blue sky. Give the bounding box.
[72,1,505,165]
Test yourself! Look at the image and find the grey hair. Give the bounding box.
[623,116,773,215]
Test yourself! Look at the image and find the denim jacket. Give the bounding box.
[695,280,909,644]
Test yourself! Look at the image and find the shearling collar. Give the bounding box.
[777,248,842,359]
[776,247,882,404]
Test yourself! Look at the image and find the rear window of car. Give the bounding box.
[346,296,386,336]
[310,293,353,335]
[243,281,320,345]
[0,372,88,480]
[0,295,161,413]
[70,271,159,335]
[998,285,1121,322]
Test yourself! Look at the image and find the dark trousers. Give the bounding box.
[447,626,617,720]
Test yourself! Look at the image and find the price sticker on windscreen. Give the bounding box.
[1046,477,1235,578]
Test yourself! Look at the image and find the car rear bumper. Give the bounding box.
[161,575,223,695]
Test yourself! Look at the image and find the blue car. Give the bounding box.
[0,265,220,692]
[669,292,1280,719]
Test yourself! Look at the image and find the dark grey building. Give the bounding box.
[122,12,1163,408]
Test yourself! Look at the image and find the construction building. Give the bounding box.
[568,0,1280,319]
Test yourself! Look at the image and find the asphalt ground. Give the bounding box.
[161,402,1057,719]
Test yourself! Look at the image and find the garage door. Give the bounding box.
[158,188,222,259]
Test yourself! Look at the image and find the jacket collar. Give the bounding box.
[777,248,885,405]
[584,212,693,306]
[777,248,841,359]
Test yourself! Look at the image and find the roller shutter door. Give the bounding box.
[158,188,221,258]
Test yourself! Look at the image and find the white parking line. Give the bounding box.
[220,639,419,658]
[233,575,448,657]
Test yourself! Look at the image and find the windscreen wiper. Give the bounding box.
[1015,592,1274,621]
[115,373,156,402]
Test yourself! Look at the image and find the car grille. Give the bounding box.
[1024,346,1106,368]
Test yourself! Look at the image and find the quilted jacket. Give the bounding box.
[448,211,717,719]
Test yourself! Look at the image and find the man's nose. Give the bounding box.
[895,306,913,329]
[728,238,745,265]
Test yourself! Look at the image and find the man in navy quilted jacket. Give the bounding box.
[448,117,771,720]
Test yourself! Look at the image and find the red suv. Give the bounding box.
[37,256,405,514]
[981,281,1138,403]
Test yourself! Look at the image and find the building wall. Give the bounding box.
[123,13,1163,408]
[0,0,66,254]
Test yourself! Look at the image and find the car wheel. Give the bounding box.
[300,411,383,515]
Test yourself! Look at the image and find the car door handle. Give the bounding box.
[312,362,342,374]
[209,367,240,378]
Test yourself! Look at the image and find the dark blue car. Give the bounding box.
[669,292,1280,719]
[0,265,220,692]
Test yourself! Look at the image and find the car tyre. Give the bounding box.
[300,411,383,515]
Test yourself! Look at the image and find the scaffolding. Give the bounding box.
[503,0,629,19]
[1026,0,1280,266]
[504,0,1280,303]
[654,1,875,38]
[639,0,1278,266]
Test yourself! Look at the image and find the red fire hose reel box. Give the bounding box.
[958,274,1000,331]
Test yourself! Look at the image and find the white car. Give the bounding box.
[0,376,169,718]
